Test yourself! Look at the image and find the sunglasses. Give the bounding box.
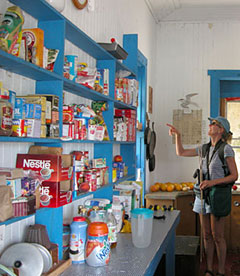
[210,121,222,128]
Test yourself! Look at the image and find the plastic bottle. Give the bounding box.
[106,208,117,248]
[86,222,110,267]
[69,216,88,264]
[79,208,91,225]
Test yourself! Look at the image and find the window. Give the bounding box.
[225,98,240,183]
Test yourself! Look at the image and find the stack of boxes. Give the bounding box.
[13,94,59,138]
[114,109,136,141]
[16,152,73,208]
[115,78,138,107]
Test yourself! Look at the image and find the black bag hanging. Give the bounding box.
[204,140,232,217]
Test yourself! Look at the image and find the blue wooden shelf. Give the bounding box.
[63,78,111,101]
[0,50,61,81]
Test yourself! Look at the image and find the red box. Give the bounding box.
[16,154,73,182]
[12,195,36,217]
[39,181,72,208]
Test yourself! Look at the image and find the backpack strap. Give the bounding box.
[202,141,229,177]
[201,141,211,158]
[218,142,229,176]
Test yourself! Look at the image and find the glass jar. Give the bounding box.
[0,95,13,136]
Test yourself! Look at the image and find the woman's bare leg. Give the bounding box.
[200,214,215,274]
[211,215,226,275]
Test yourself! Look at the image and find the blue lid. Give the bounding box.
[131,208,153,219]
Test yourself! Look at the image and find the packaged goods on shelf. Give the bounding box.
[26,119,41,138]
[114,181,142,209]
[0,176,14,222]
[16,154,73,182]
[6,178,22,198]
[64,55,78,81]
[96,68,109,96]
[40,180,72,208]
[0,167,24,179]
[45,48,59,71]
[114,109,136,142]
[113,190,135,218]
[0,5,24,53]
[12,195,36,216]
[22,28,44,67]
[0,95,13,136]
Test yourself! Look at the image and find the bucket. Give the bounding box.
[131,208,153,248]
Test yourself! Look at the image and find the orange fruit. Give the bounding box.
[150,184,159,192]
[160,183,167,191]
[167,184,175,192]
[187,183,194,190]
[155,183,161,190]
[175,184,182,191]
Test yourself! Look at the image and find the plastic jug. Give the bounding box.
[131,208,154,248]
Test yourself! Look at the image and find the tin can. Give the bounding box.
[69,216,88,264]
[86,222,110,267]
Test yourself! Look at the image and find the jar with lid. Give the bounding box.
[0,95,13,136]
[86,222,110,267]
[69,216,88,264]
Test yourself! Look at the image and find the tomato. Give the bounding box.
[114,155,123,162]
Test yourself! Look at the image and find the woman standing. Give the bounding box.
[166,116,238,276]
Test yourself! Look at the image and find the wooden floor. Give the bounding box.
[199,249,240,276]
[154,249,240,276]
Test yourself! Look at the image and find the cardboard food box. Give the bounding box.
[28,145,63,155]
[16,154,73,182]
[39,181,72,208]
[22,28,44,67]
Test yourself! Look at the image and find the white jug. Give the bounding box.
[131,208,153,248]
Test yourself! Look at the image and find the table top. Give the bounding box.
[60,210,180,276]
[145,190,194,200]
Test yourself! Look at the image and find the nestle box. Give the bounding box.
[39,181,72,208]
[16,154,73,182]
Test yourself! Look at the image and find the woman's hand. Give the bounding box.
[200,180,213,190]
[166,123,180,136]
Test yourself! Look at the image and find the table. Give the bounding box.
[60,210,180,276]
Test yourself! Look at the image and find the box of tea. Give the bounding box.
[39,181,72,208]
[16,154,73,182]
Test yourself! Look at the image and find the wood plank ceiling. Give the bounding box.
[145,0,240,22]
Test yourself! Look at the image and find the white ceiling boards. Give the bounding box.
[145,0,240,22]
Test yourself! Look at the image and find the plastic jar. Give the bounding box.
[0,95,13,136]
[86,222,110,267]
[69,216,88,264]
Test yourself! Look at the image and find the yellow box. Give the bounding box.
[41,111,46,125]
[41,125,46,138]
[22,28,44,67]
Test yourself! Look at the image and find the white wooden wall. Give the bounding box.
[152,21,240,186]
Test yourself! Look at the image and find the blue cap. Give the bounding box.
[208,116,230,133]
[131,208,153,219]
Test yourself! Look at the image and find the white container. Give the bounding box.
[131,208,153,248]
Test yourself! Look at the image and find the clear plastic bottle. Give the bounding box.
[79,208,91,225]
[106,208,117,248]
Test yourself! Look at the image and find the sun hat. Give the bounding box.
[208,116,230,133]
